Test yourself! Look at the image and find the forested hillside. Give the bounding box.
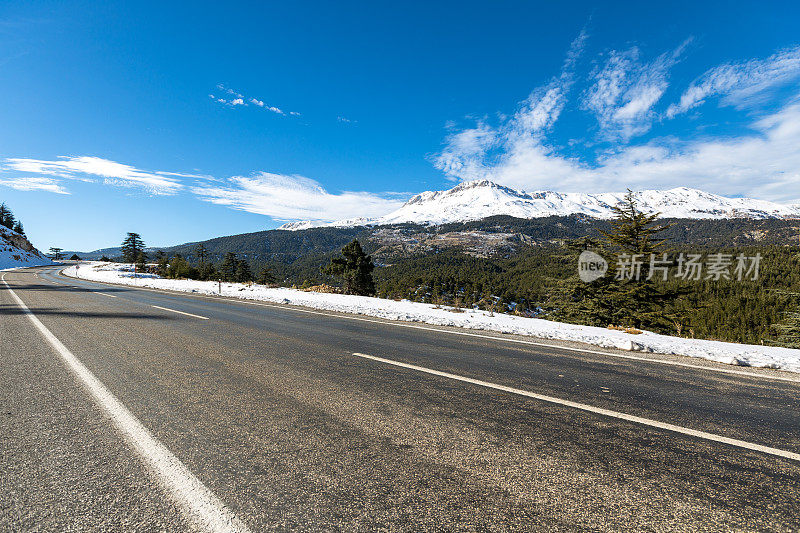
[90,214,800,347]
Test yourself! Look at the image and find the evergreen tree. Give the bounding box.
[597,191,675,328]
[69,254,81,260]
[100,255,111,262]
[235,259,253,283]
[198,261,218,281]
[157,254,169,277]
[12,220,24,235]
[258,265,276,285]
[551,192,675,329]
[0,203,14,230]
[121,232,146,263]
[194,243,216,280]
[323,239,375,295]
[135,251,147,272]
[219,252,238,282]
[49,247,64,260]
[771,311,800,348]
[166,254,197,279]
[195,243,208,263]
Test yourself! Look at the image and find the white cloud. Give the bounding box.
[434,30,587,183]
[4,156,183,195]
[435,37,800,204]
[0,176,69,194]
[212,84,292,115]
[191,173,405,222]
[436,94,800,204]
[667,45,800,117]
[582,40,689,140]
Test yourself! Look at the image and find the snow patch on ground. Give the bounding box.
[65,262,800,374]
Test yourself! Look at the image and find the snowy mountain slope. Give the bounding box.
[280,180,800,230]
[0,226,54,270]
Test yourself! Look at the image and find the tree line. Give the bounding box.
[112,202,799,347]
[0,203,25,235]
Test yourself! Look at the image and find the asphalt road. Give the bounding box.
[2,265,799,531]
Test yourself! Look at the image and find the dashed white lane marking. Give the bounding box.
[97,292,117,298]
[151,305,209,320]
[56,268,800,384]
[352,352,800,462]
[2,275,250,533]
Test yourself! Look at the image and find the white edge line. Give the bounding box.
[55,268,800,384]
[1,274,250,532]
[352,352,800,462]
[97,292,117,298]
[151,305,209,320]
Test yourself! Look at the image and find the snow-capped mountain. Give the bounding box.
[279,180,800,230]
[0,225,54,270]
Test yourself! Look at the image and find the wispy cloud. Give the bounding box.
[582,39,689,140]
[434,37,800,204]
[210,84,297,116]
[666,45,800,117]
[0,176,69,194]
[191,173,404,222]
[435,30,588,183]
[437,94,800,204]
[4,156,184,195]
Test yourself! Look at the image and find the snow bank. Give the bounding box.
[0,226,54,270]
[65,262,800,374]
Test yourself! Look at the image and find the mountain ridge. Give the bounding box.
[280,180,800,230]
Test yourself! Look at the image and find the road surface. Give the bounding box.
[2,265,799,531]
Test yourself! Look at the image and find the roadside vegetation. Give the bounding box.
[104,205,800,347]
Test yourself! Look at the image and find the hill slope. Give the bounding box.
[0,226,53,270]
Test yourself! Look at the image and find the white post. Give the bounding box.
[218,279,222,294]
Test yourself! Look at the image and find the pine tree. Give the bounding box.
[599,191,676,328]
[135,251,147,272]
[198,261,217,281]
[49,247,64,260]
[551,192,676,329]
[323,239,375,295]
[12,220,24,235]
[770,310,800,348]
[0,203,14,230]
[235,259,253,283]
[195,244,208,263]
[219,252,238,282]
[157,254,169,277]
[258,265,276,285]
[121,233,146,263]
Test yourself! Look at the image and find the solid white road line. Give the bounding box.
[352,352,800,462]
[57,267,800,384]
[151,305,209,320]
[97,292,117,298]
[1,275,250,533]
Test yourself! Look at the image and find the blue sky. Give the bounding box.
[1,1,799,251]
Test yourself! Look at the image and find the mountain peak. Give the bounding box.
[279,182,800,230]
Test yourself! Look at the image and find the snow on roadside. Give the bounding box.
[65,262,800,374]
